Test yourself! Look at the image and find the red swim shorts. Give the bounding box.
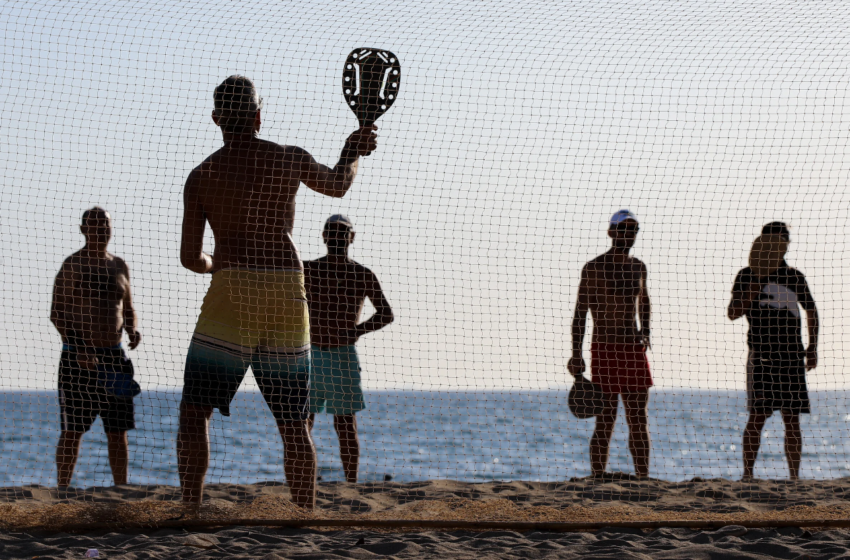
[591,343,653,395]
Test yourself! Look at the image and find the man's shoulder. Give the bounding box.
[61,251,84,267]
[776,265,809,285]
[735,266,754,279]
[109,254,129,273]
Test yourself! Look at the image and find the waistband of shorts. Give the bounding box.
[214,268,303,275]
[312,344,357,352]
[591,342,645,351]
[62,343,124,352]
[211,269,305,287]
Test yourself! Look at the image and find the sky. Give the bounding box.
[1,0,849,391]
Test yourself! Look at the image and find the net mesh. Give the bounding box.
[2,0,850,529]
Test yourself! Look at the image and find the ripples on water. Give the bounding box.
[2,390,849,487]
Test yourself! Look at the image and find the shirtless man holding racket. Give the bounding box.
[568,210,653,478]
[178,75,376,510]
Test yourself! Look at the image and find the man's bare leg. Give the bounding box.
[334,414,359,483]
[781,410,802,480]
[106,431,129,485]
[623,390,650,478]
[56,430,84,488]
[177,402,213,507]
[742,411,769,481]
[590,395,619,477]
[278,420,317,509]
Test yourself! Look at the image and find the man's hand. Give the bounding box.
[128,330,142,350]
[345,126,378,157]
[806,346,818,371]
[567,356,585,378]
[77,351,98,371]
[641,329,651,350]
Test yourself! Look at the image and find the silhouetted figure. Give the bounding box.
[50,207,142,488]
[729,222,819,481]
[178,76,377,510]
[304,215,394,483]
[568,210,652,478]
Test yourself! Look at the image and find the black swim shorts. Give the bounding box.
[749,350,810,414]
[58,347,137,433]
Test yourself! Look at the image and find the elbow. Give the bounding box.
[329,183,351,198]
[180,252,202,272]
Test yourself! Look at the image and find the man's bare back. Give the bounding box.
[304,256,390,348]
[181,136,373,272]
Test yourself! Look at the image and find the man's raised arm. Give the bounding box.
[568,266,590,377]
[180,171,213,274]
[291,127,378,198]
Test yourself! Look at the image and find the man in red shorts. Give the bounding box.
[568,210,652,478]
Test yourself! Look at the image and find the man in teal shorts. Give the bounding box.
[304,215,394,483]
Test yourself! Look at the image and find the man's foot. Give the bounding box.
[741,475,755,482]
[181,501,202,518]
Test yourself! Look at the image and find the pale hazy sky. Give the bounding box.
[1,0,849,391]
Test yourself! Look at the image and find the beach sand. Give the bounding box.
[2,477,850,558]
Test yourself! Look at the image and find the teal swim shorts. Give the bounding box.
[309,345,366,415]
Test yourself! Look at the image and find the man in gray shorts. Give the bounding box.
[51,207,142,488]
[304,215,394,483]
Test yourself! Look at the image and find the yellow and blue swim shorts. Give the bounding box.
[182,269,311,421]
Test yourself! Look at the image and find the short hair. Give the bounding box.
[81,206,109,225]
[214,75,263,134]
[762,221,790,241]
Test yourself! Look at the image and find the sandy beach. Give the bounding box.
[1,477,850,558]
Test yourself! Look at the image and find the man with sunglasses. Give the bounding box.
[568,210,652,478]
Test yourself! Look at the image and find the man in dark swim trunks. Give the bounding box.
[568,210,652,478]
[50,207,142,488]
[178,76,376,510]
[304,215,394,483]
[729,222,819,481]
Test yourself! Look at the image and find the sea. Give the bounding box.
[2,390,850,488]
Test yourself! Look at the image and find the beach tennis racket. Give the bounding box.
[568,374,605,419]
[342,48,400,128]
[748,233,788,278]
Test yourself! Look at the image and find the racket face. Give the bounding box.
[748,234,788,278]
[342,48,400,127]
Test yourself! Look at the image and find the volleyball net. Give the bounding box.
[2,0,850,529]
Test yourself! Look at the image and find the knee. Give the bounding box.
[106,431,128,445]
[593,416,616,435]
[334,415,357,434]
[180,403,212,427]
[59,430,83,443]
